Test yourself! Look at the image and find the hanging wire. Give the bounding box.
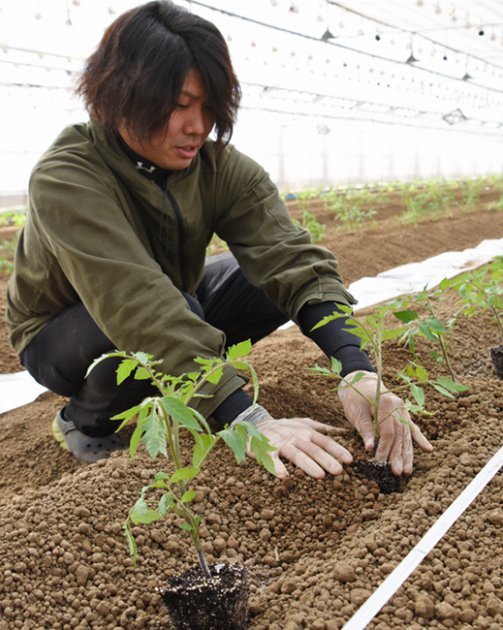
[188,0,503,92]
[325,0,503,73]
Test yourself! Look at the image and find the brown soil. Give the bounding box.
[0,198,502,629]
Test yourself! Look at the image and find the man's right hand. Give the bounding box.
[251,416,352,479]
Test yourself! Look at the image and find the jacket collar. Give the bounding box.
[88,118,200,194]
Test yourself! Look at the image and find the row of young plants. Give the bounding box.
[97,256,501,629]
[0,174,501,266]
[284,173,503,234]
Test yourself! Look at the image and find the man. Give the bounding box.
[6,1,432,477]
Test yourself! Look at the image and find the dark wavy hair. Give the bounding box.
[76,1,241,149]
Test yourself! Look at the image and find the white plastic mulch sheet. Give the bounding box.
[349,238,503,311]
[0,238,502,414]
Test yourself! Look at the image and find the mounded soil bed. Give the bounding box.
[0,193,502,629]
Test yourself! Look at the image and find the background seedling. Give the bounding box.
[310,303,467,435]
[392,287,461,382]
[442,257,503,344]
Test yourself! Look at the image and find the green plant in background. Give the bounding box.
[0,209,26,228]
[309,303,467,433]
[442,257,503,344]
[486,193,503,212]
[292,209,326,242]
[323,188,377,231]
[398,182,455,224]
[206,233,229,256]
[0,238,17,274]
[294,187,323,208]
[392,287,462,382]
[460,177,485,211]
[88,341,275,576]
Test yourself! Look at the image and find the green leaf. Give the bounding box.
[381,326,408,341]
[123,522,137,564]
[250,435,277,475]
[179,522,194,532]
[149,474,168,489]
[161,397,202,431]
[330,357,342,374]
[181,489,196,503]
[86,350,125,378]
[111,404,143,432]
[230,361,250,371]
[170,467,198,483]
[129,424,144,459]
[130,497,161,525]
[435,376,469,393]
[157,492,175,517]
[410,383,425,407]
[111,404,143,422]
[344,371,366,386]
[227,339,252,360]
[205,367,223,385]
[192,433,216,468]
[218,425,248,464]
[311,310,347,331]
[134,366,151,380]
[393,309,419,323]
[307,364,333,378]
[191,408,212,434]
[142,407,168,459]
[116,359,138,385]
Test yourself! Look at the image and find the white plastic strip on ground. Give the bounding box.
[1,238,502,414]
[0,370,48,414]
[348,237,503,311]
[342,444,503,630]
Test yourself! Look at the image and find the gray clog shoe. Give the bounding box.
[52,410,127,463]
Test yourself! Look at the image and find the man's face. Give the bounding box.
[119,68,216,170]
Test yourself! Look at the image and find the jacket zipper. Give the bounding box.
[164,186,188,292]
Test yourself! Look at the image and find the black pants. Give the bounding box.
[21,253,287,436]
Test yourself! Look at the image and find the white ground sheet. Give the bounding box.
[1,238,501,415]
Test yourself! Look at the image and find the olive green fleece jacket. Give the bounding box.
[6,119,356,418]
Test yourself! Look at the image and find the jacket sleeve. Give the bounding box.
[213,147,356,322]
[26,160,246,418]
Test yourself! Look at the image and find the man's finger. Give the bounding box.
[311,431,353,465]
[299,417,348,434]
[374,422,394,463]
[411,422,434,452]
[388,426,404,475]
[347,408,376,452]
[271,454,290,479]
[280,442,326,479]
[402,427,414,475]
[294,436,345,476]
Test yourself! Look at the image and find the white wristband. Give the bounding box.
[230,403,270,427]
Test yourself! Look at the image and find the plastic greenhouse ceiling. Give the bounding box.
[2,0,503,193]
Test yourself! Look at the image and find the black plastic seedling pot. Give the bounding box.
[490,345,503,378]
[159,563,248,630]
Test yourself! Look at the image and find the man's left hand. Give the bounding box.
[338,370,433,475]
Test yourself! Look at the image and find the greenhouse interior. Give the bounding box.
[0,2,502,630]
